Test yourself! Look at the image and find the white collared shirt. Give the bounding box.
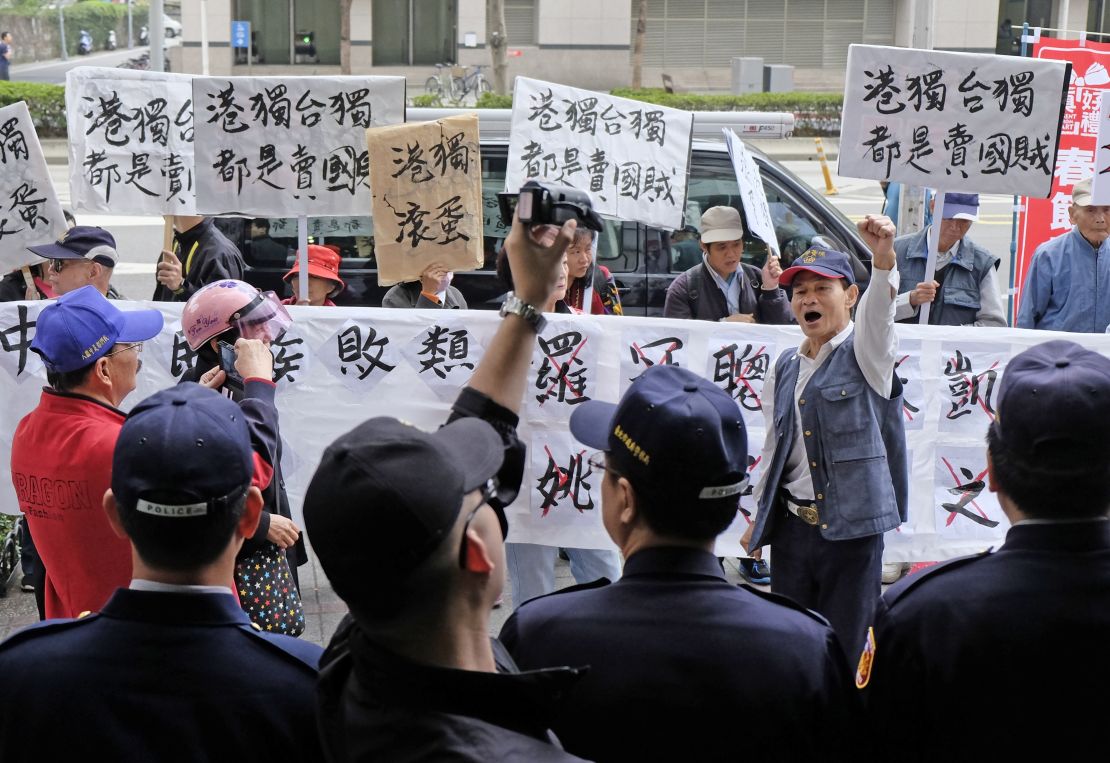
[754,266,900,506]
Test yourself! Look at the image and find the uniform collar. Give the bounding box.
[622,546,727,581]
[99,587,253,626]
[39,387,125,422]
[1001,518,1110,554]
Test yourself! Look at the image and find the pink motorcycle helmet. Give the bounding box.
[181,279,293,351]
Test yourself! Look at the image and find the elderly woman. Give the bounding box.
[563,228,622,315]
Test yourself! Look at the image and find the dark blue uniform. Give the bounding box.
[0,588,322,762]
[860,520,1110,760]
[500,546,859,762]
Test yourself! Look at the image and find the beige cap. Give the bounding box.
[699,206,745,244]
[1072,177,1093,206]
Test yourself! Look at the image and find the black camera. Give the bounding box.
[498,180,604,232]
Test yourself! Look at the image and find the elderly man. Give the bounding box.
[28,226,124,299]
[894,193,1005,327]
[1018,177,1110,332]
[0,384,322,759]
[664,206,791,324]
[9,286,163,618]
[500,364,858,762]
[305,211,588,760]
[859,340,1110,759]
[741,215,907,661]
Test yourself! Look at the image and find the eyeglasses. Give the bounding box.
[104,342,144,372]
[587,451,621,479]
[458,478,503,568]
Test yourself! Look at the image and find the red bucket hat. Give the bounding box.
[283,244,346,296]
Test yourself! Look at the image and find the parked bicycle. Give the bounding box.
[452,64,491,102]
[424,63,456,100]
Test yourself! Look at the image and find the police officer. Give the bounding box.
[858,339,1110,760]
[500,364,858,763]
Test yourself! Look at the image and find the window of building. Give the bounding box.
[505,0,537,46]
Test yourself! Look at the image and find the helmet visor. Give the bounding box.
[233,291,292,344]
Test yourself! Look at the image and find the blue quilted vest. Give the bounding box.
[895,231,997,326]
[750,335,908,548]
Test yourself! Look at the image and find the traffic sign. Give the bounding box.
[231,20,251,50]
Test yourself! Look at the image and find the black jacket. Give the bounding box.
[154,218,245,301]
[663,261,792,324]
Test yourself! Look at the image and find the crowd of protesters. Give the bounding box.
[0,172,1107,761]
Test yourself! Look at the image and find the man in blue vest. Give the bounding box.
[893,193,1005,327]
[741,214,908,660]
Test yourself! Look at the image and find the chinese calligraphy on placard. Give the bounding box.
[0,102,67,271]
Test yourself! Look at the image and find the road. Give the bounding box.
[10,40,179,84]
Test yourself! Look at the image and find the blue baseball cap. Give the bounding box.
[992,340,1110,461]
[31,285,163,373]
[941,193,979,221]
[570,364,748,503]
[779,247,857,287]
[112,383,254,516]
[28,226,118,266]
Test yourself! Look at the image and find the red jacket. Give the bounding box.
[10,389,132,619]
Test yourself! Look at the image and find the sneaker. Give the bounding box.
[738,558,771,585]
[882,562,910,584]
[19,576,34,593]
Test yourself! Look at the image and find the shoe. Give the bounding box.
[881,562,910,584]
[19,575,34,593]
[738,558,771,585]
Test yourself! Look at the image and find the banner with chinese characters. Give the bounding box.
[192,75,406,217]
[504,77,694,230]
[839,44,1070,198]
[723,128,779,257]
[1016,38,1110,321]
[66,66,196,214]
[0,102,68,272]
[2,303,1106,562]
[366,114,483,286]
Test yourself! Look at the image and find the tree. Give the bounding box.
[339,0,352,74]
[487,0,508,95]
[631,0,647,89]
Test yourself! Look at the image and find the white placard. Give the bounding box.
[66,66,197,214]
[191,76,406,216]
[505,77,694,229]
[723,128,780,257]
[839,45,1070,197]
[1091,93,1110,204]
[0,102,68,271]
[2,303,1107,562]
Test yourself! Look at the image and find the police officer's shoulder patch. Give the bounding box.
[855,626,877,689]
[0,613,102,653]
[738,583,832,627]
[883,550,994,607]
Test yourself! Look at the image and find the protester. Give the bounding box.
[670,225,702,271]
[154,215,245,302]
[248,218,291,262]
[180,280,307,609]
[1017,177,1110,332]
[282,244,345,306]
[305,211,589,761]
[9,286,163,619]
[501,364,858,762]
[742,216,907,661]
[564,227,622,315]
[0,32,12,81]
[894,193,1005,326]
[27,226,125,299]
[663,206,791,324]
[382,261,468,309]
[496,246,622,604]
[0,264,53,302]
[859,339,1110,759]
[0,384,322,760]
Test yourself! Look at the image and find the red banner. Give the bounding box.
[1015,38,1110,320]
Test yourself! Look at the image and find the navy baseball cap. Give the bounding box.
[779,247,857,287]
[941,193,980,221]
[303,416,506,609]
[28,226,118,266]
[570,364,748,504]
[992,340,1110,461]
[112,383,254,516]
[31,285,163,373]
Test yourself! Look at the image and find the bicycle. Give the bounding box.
[451,64,492,102]
[424,63,456,100]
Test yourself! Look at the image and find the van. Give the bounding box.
[233,108,871,314]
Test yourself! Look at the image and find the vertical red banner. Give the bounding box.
[1016,38,1110,320]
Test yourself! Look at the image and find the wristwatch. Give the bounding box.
[499,291,547,333]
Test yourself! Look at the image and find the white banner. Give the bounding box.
[839,45,1070,197]
[505,77,693,229]
[723,128,779,257]
[3,304,1106,562]
[66,66,197,214]
[0,102,67,271]
[191,76,406,216]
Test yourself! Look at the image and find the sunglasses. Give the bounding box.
[458,478,504,568]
